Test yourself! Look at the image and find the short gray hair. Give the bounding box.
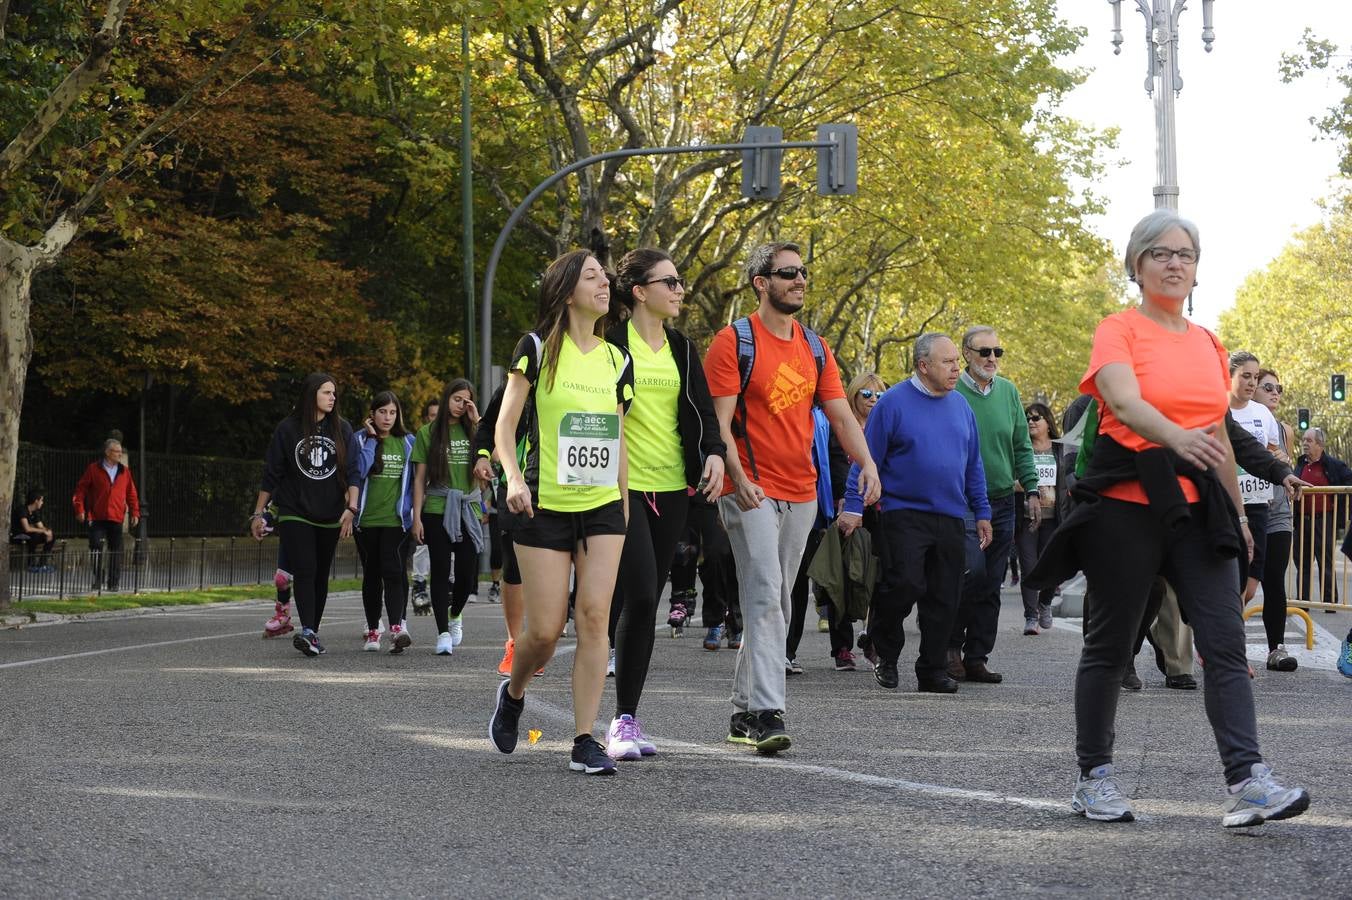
[744,241,802,284]
[103,438,122,452]
[1228,350,1259,374]
[1124,209,1201,282]
[961,325,996,351]
[1305,427,1327,446]
[913,332,949,367]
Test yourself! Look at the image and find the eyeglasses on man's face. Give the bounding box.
[642,276,685,291]
[1260,383,1283,395]
[1145,246,1198,264]
[969,346,1004,358]
[762,265,809,281]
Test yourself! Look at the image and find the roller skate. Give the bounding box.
[411,579,431,616]
[667,591,694,638]
[263,569,294,637]
[263,600,293,638]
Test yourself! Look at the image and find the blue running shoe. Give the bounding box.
[293,628,320,658]
[1338,637,1352,678]
[703,625,723,651]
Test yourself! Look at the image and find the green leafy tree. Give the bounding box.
[1219,194,1352,454]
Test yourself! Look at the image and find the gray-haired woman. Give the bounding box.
[1027,209,1309,828]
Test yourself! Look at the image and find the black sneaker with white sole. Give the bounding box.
[750,709,791,754]
[726,711,755,745]
[488,680,524,754]
[570,735,617,775]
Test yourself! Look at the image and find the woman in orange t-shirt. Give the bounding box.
[1062,210,1308,828]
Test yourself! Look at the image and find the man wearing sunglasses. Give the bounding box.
[948,325,1040,684]
[704,240,881,752]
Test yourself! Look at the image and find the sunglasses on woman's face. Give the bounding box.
[1260,383,1283,394]
[859,389,883,399]
[1026,414,1043,422]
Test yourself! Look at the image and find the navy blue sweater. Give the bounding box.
[844,379,990,520]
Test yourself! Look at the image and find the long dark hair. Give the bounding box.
[536,249,602,391]
[367,390,407,477]
[610,247,674,327]
[292,372,348,483]
[425,378,476,488]
[1025,402,1060,441]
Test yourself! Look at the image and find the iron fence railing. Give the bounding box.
[7,537,361,601]
[15,443,264,538]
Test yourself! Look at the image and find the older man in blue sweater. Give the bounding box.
[840,333,992,692]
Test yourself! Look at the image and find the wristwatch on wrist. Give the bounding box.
[1237,515,1249,525]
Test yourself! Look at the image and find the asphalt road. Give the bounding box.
[2,588,1350,898]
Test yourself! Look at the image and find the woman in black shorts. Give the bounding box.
[487,249,634,775]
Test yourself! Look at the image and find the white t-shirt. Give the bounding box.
[1232,399,1279,505]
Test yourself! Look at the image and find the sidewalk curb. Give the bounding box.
[1,589,365,631]
[1,596,274,630]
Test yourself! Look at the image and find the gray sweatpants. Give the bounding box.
[718,496,816,713]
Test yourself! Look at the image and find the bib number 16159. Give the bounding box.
[557,412,620,487]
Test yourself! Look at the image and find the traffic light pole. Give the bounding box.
[477,135,850,401]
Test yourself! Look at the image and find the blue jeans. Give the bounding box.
[950,494,1016,664]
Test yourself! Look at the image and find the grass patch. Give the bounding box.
[10,578,361,617]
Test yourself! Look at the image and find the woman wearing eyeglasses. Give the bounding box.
[1254,368,1299,671]
[1026,209,1308,827]
[602,247,726,761]
[1016,402,1061,635]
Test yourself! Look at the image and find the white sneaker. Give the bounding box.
[1222,763,1310,827]
[606,648,616,677]
[634,719,657,756]
[605,715,642,760]
[449,616,464,647]
[436,632,453,655]
[389,623,412,653]
[362,629,381,652]
[1072,764,1135,822]
[466,592,478,605]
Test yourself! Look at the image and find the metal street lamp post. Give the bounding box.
[1108,0,1216,211]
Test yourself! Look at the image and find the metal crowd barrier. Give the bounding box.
[1242,486,1352,648]
[6,537,363,602]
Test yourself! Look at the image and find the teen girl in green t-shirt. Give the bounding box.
[411,378,483,656]
[351,391,416,653]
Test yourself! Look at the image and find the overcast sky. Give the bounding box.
[1054,1,1352,329]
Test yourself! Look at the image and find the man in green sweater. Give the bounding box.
[948,325,1040,683]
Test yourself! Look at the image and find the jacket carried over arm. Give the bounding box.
[1025,433,1246,593]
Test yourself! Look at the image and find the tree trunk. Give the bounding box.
[0,235,37,607]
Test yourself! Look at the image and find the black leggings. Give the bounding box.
[1260,530,1293,651]
[420,512,479,633]
[278,520,341,632]
[674,498,741,632]
[611,489,688,718]
[355,526,409,630]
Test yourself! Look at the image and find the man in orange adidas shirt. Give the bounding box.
[704,241,880,753]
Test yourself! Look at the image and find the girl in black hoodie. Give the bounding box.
[251,373,358,657]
